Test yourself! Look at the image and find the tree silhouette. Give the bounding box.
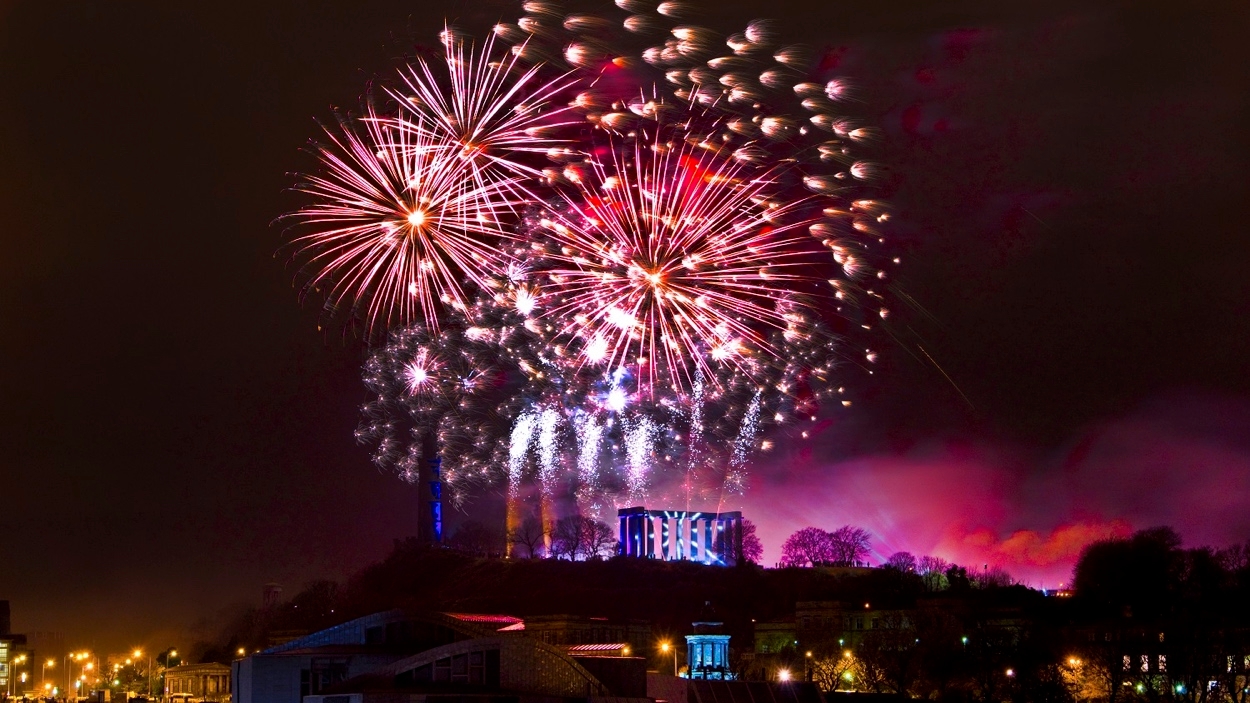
[780,527,836,567]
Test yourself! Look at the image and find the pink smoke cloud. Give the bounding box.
[738,391,1250,588]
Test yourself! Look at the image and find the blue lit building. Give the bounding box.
[617,506,744,565]
[685,617,733,680]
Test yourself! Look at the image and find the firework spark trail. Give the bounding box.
[508,408,539,497]
[685,368,706,509]
[624,415,658,499]
[725,390,762,497]
[533,136,822,394]
[387,31,578,196]
[538,404,562,496]
[574,413,604,486]
[289,107,525,333]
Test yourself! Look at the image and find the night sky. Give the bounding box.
[2,0,1248,653]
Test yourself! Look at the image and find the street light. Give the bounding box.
[659,642,677,676]
[778,669,791,682]
[10,654,28,696]
[804,651,812,682]
[133,649,155,698]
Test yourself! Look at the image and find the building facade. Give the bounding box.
[617,507,744,566]
[232,610,644,703]
[164,662,231,703]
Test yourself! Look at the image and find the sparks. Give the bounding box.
[288,106,523,333]
[532,135,822,393]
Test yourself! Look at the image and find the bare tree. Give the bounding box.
[828,525,872,566]
[587,518,618,558]
[713,519,764,564]
[810,650,856,692]
[780,527,835,566]
[885,551,918,572]
[508,516,546,558]
[971,565,1014,588]
[918,555,950,591]
[551,515,616,560]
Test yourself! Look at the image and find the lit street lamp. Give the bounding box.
[9,654,27,696]
[659,642,677,676]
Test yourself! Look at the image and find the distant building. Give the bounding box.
[617,507,744,565]
[794,600,912,650]
[0,601,30,697]
[262,584,283,610]
[523,614,651,651]
[232,610,646,703]
[685,604,733,681]
[163,663,231,703]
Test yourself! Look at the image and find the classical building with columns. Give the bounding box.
[617,507,744,566]
[164,662,231,703]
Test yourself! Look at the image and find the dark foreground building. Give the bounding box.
[233,610,817,703]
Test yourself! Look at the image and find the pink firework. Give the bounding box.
[386,31,576,193]
[532,135,824,394]
[288,105,521,333]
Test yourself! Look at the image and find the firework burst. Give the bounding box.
[287,107,528,334]
[527,134,825,394]
[387,31,578,192]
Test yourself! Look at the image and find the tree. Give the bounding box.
[741,520,763,564]
[855,612,922,695]
[918,556,950,591]
[550,515,616,560]
[828,525,872,566]
[508,516,546,558]
[1072,526,1183,618]
[810,650,856,692]
[780,527,835,567]
[971,565,1014,588]
[780,525,872,567]
[944,564,971,592]
[885,551,918,573]
[714,519,763,564]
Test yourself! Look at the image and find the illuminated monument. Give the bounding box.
[686,602,734,680]
[617,507,744,566]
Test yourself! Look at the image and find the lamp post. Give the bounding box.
[659,642,677,677]
[10,654,27,696]
[42,659,54,696]
[8,653,14,696]
[132,650,150,699]
[804,651,812,682]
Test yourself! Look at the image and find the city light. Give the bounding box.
[777,669,791,682]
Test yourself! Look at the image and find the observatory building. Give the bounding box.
[617,507,744,566]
